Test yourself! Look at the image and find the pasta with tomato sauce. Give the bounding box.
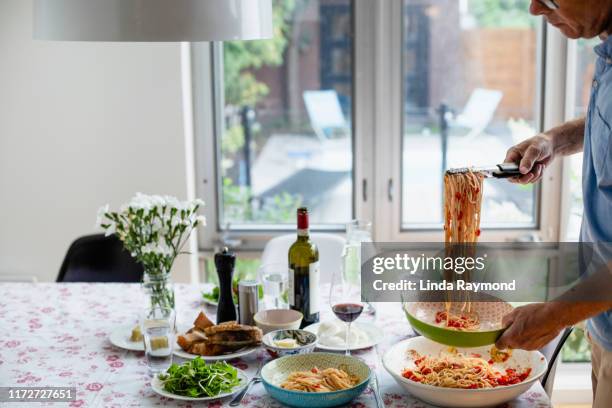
[401,349,531,389]
[441,171,485,330]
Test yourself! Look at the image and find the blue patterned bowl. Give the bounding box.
[261,352,371,408]
[262,329,317,358]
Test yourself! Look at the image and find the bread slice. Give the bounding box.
[193,311,215,331]
[177,328,208,351]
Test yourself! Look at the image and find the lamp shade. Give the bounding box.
[33,0,273,42]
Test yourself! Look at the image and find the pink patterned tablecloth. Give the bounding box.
[0,283,551,407]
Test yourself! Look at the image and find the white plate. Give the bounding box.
[382,336,548,408]
[151,368,248,401]
[109,325,144,351]
[201,297,219,307]
[173,344,258,361]
[303,321,383,351]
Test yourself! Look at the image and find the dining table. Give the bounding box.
[0,282,552,407]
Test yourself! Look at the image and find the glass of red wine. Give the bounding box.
[329,265,364,356]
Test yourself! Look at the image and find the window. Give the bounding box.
[564,39,598,241]
[560,38,599,364]
[215,0,354,229]
[401,0,539,229]
[195,1,559,248]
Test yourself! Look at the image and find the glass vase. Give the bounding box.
[142,273,175,311]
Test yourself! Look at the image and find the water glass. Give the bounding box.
[141,306,175,375]
[259,263,289,309]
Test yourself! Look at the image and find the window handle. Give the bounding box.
[387,178,393,202]
[362,178,367,202]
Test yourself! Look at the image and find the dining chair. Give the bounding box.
[260,233,346,284]
[540,327,574,397]
[56,234,144,282]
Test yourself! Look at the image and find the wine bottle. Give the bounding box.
[288,207,320,327]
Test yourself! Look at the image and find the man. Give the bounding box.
[495,1,612,406]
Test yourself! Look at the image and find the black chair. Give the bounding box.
[540,327,574,396]
[57,234,144,282]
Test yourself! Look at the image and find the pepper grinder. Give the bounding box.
[215,247,237,324]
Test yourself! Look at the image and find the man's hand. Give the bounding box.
[504,133,555,184]
[495,303,565,350]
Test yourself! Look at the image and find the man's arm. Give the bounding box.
[496,259,612,350]
[495,300,612,351]
[504,117,586,184]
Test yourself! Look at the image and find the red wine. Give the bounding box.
[332,303,364,323]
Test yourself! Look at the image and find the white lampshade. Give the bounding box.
[33,0,273,42]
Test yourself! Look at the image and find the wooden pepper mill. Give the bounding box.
[215,247,237,324]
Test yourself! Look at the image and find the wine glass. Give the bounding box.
[329,264,364,356]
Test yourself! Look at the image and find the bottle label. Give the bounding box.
[288,267,295,307]
[309,262,320,315]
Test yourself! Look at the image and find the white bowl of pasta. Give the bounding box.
[383,336,547,408]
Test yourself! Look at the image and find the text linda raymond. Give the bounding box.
[372,279,517,292]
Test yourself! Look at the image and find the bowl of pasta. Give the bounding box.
[404,301,514,347]
[383,336,547,408]
[261,352,371,408]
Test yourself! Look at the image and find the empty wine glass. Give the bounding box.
[329,264,364,356]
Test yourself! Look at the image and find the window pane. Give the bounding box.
[218,0,353,228]
[401,0,538,228]
[565,39,598,241]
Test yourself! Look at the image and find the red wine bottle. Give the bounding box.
[288,208,320,327]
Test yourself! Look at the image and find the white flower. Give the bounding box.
[190,198,205,211]
[163,195,181,209]
[171,215,183,228]
[96,204,110,228]
[103,223,116,236]
[196,215,207,227]
[129,192,155,211]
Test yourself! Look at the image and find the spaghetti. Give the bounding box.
[441,171,485,330]
[280,367,359,392]
[401,349,531,389]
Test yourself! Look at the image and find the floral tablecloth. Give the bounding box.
[0,283,551,407]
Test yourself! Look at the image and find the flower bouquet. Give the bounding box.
[97,193,206,310]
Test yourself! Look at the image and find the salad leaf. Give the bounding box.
[158,358,242,398]
[202,279,264,303]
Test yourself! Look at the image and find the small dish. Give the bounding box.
[303,320,383,351]
[261,352,371,408]
[262,329,317,358]
[109,325,144,351]
[254,309,303,334]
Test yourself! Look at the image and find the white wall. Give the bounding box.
[0,0,192,282]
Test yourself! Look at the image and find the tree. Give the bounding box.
[469,0,534,28]
[223,0,298,107]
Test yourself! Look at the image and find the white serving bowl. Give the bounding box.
[254,309,303,334]
[383,336,548,408]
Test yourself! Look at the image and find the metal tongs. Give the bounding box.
[446,163,521,179]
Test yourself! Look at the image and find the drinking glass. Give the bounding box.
[259,263,289,309]
[141,306,175,375]
[343,220,375,317]
[329,265,364,356]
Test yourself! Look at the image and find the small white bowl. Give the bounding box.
[263,329,317,358]
[254,309,303,334]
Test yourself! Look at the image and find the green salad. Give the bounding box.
[157,358,242,398]
[202,280,264,304]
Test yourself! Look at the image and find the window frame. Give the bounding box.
[193,0,567,250]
